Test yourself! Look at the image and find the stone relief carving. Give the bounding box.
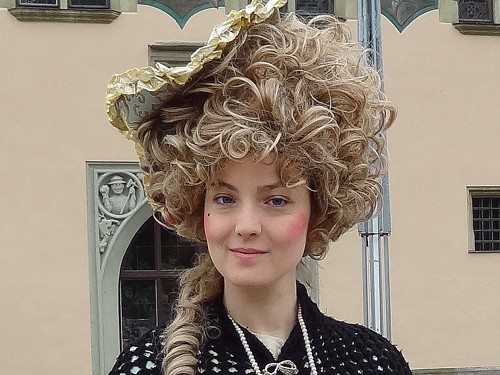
[95,170,146,253]
[100,174,138,215]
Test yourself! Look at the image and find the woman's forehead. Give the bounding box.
[208,157,307,189]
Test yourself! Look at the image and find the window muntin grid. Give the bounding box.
[472,196,500,251]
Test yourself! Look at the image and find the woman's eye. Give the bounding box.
[268,197,287,207]
[215,195,234,205]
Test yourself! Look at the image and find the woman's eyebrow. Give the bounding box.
[257,182,284,193]
[213,181,238,191]
[212,181,284,192]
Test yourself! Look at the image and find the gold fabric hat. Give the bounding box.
[105,0,287,167]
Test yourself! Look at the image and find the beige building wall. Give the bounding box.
[0,6,226,375]
[1,4,499,375]
[385,10,500,368]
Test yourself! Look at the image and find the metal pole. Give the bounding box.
[357,0,392,340]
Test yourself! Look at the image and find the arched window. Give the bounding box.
[119,217,198,348]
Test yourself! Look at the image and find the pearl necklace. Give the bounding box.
[228,305,318,375]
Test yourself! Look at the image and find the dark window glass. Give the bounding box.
[161,229,196,269]
[120,280,156,348]
[119,217,199,348]
[122,220,155,270]
[18,0,58,7]
[68,0,109,8]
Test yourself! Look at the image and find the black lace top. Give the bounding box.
[109,284,411,375]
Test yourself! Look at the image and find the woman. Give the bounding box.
[105,0,411,374]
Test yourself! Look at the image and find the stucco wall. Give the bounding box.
[0,6,226,375]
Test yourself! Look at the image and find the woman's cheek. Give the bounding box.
[204,212,230,239]
[284,214,309,240]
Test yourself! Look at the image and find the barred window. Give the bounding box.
[282,0,334,17]
[68,0,109,8]
[469,188,500,252]
[296,0,332,15]
[457,0,494,23]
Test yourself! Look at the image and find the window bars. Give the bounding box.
[472,196,500,251]
[458,0,494,23]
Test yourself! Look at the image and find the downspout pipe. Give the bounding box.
[357,0,393,340]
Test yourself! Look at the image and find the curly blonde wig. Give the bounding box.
[138,14,395,258]
[135,13,396,375]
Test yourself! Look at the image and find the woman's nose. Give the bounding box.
[235,204,262,237]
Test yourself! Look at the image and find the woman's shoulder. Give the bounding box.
[318,315,412,374]
[108,326,165,375]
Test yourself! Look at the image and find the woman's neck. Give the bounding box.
[223,279,298,340]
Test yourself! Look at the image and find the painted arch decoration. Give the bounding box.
[138,0,225,28]
[381,0,438,32]
[138,0,438,32]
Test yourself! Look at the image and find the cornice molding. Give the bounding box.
[8,7,120,23]
[454,22,500,35]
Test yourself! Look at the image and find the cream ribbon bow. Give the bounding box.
[263,360,299,375]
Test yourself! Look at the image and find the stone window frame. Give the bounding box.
[87,162,152,375]
[0,0,136,23]
[467,186,500,253]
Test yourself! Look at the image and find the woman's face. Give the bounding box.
[204,157,311,290]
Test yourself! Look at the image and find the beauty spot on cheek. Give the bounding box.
[204,212,211,235]
[286,214,309,240]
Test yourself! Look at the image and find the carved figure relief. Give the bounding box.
[100,174,138,215]
[98,173,143,219]
[95,170,146,253]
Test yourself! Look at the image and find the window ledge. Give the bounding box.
[468,250,500,254]
[8,7,120,23]
[453,22,500,36]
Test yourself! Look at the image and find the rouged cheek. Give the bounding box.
[284,213,310,240]
[204,213,231,239]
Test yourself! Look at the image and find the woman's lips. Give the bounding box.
[230,248,267,259]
